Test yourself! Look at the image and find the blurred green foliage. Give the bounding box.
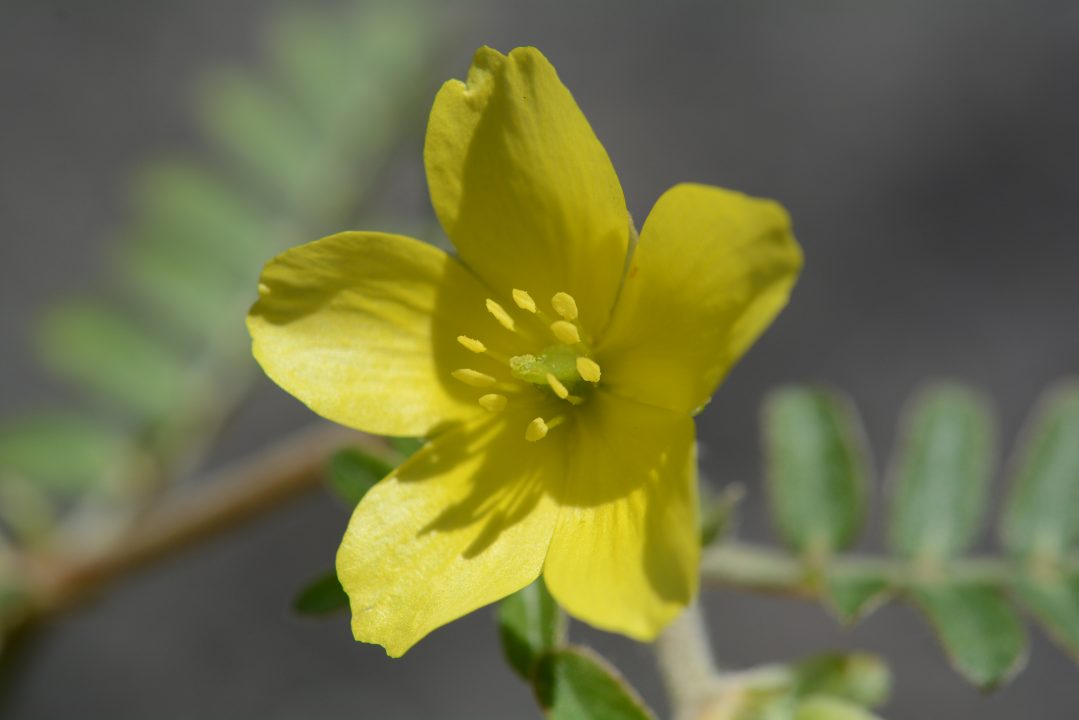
[2,1,1078,715]
[756,380,1079,690]
[293,571,350,617]
[0,0,439,655]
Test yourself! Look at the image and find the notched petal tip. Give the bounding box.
[506,45,551,71]
[462,46,506,92]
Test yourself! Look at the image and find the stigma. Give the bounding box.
[452,290,603,438]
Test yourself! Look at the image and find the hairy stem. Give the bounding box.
[700,541,1050,596]
[655,601,723,720]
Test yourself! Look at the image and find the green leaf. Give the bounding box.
[36,301,186,418]
[791,653,891,708]
[326,448,393,508]
[388,436,425,459]
[533,646,655,720]
[909,583,1027,689]
[823,567,893,624]
[116,161,267,336]
[120,238,236,340]
[700,483,744,546]
[498,577,563,680]
[270,0,430,131]
[128,160,264,271]
[292,571,349,616]
[763,387,869,556]
[266,8,362,131]
[1014,574,1079,663]
[720,687,797,720]
[197,68,313,205]
[0,413,127,493]
[888,383,996,562]
[1000,381,1079,561]
[795,695,885,720]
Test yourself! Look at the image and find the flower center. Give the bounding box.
[451,289,602,442]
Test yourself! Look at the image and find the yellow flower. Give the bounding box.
[248,46,802,656]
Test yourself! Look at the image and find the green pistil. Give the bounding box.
[509,345,582,393]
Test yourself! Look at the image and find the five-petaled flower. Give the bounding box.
[248,46,802,656]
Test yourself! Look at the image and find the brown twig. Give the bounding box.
[25,422,381,614]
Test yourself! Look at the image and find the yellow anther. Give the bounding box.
[451,369,496,387]
[486,299,515,330]
[551,320,580,345]
[546,373,569,399]
[551,292,578,321]
[512,289,536,313]
[525,417,549,442]
[479,393,507,412]
[576,357,602,383]
[457,335,486,354]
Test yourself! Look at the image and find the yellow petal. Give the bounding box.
[597,184,803,415]
[337,412,564,656]
[425,46,629,338]
[248,231,507,437]
[543,392,699,641]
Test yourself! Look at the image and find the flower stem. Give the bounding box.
[654,600,723,720]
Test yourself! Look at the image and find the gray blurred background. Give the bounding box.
[2,1,1078,718]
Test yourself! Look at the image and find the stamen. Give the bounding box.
[551,292,578,321]
[550,321,580,345]
[486,299,515,331]
[457,335,486,354]
[546,373,569,399]
[567,396,584,406]
[525,417,549,442]
[478,393,507,412]
[512,289,536,313]
[452,368,496,387]
[576,357,602,383]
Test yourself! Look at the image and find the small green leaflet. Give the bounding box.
[0,412,127,494]
[533,646,655,720]
[388,436,425,459]
[117,161,265,338]
[888,384,996,562]
[293,571,349,616]
[791,652,891,708]
[36,301,186,419]
[700,483,744,546]
[497,577,563,680]
[909,583,1027,689]
[763,387,869,556]
[1000,381,1079,561]
[1014,574,1079,664]
[823,566,892,624]
[327,448,393,507]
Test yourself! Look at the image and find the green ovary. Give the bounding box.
[509,345,583,394]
